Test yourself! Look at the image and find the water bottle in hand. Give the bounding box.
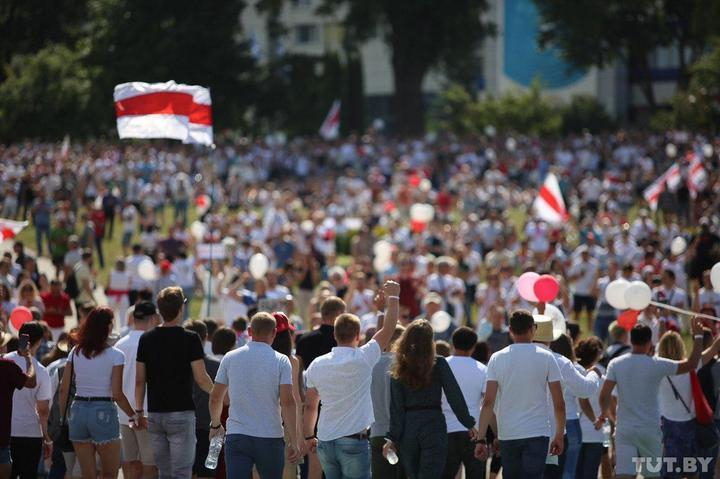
[205,434,225,470]
[386,449,398,465]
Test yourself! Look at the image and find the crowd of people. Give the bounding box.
[0,131,720,479]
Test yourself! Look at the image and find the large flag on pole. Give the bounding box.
[319,100,341,140]
[533,173,568,224]
[114,81,213,145]
[0,219,28,240]
[687,152,708,198]
[643,164,681,210]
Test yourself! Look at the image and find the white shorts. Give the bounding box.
[120,424,155,465]
[615,427,663,477]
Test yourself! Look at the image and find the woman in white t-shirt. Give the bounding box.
[575,337,608,479]
[58,306,135,479]
[656,331,697,478]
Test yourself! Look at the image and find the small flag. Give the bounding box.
[643,164,681,210]
[687,152,708,198]
[319,100,341,140]
[60,135,70,159]
[0,219,28,240]
[114,81,213,145]
[532,173,568,224]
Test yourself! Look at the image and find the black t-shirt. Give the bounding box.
[193,357,220,428]
[0,358,27,448]
[295,324,336,370]
[137,326,204,412]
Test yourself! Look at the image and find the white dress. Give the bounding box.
[107,270,131,330]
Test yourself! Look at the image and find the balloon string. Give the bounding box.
[649,301,720,323]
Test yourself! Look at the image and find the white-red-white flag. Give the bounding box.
[0,219,28,241]
[532,173,568,224]
[114,81,213,145]
[687,152,708,198]
[643,163,681,210]
[319,100,341,140]
[60,135,70,159]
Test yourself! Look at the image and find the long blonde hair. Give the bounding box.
[391,319,435,390]
[657,331,685,361]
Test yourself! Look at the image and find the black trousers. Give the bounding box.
[398,411,448,479]
[370,436,406,479]
[442,431,485,479]
[10,436,42,479]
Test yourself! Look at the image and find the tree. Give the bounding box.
[320,0,493,135]
[0,45,93,140]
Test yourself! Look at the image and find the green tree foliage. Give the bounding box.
[431,81,612,137]
[0,46,93,141]
[319,0,493,135]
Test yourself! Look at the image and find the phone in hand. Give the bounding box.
[18,333,30,353]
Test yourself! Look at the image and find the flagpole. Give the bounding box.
[205,143,216,319]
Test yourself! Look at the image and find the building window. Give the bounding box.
[295,24,318,44]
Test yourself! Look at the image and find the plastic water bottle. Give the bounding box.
[386,449,399,465]
[205,434,225,470]
[602,422,611,448]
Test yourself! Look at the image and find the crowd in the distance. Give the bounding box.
[0,131,720,479]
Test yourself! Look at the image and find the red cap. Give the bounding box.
[160,260,172,271]
[273,312,295,334]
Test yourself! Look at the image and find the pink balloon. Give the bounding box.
[10,306,33,332]
[517,272,540,302]
[533,275,560,303]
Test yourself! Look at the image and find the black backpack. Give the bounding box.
[48,359,76,452]
[698,358,718,413]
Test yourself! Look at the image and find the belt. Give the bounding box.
[344,430,370,441]
[74,396,113,402]
[405,405,441,412]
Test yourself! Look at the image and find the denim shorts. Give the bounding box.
[0,446,10,465]
[68,400,120,445]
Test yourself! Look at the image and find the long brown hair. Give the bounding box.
[391,319,435,390]
[74,306,113,358]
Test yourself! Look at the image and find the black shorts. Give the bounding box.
[573,295,597,313]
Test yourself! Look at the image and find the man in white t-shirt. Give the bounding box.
[303,281,400,479]
[442,327,487,479]
[8,321,52,478]
[125,244,153,305]
[652,269,688,331]
[115,302,159,479]
[599,320,704,479]
[474,310,565,479]
[569,246,599,325]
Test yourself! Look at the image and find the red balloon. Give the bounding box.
[10,306,33,332]
[617,310,640,331]
[533,274,560,302]
[410,219,427,233]
[409,174,421,187]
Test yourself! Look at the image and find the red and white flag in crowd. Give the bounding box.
[0,219,28,241]
[319,100,341,140]
[114,81,213,145]
[687,152,708,198]
[643,164,681,210]
[533,173,569,224]
[60,135,70,159]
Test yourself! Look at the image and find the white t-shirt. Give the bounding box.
[306,340,382,441]
[658,372,695,422]
[114,330,146,425]
[442,356,487,433]
[71,346,125,397]
[579,365,607,443]
[569,258,599,296]
[7,351,52,438]
[486,343,562,440]
[172,257,196,289]
[552,352,601,420]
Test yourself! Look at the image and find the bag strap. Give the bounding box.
[666,376,692,414]
[62,351,75,421]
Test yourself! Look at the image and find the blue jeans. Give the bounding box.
[225,434,285,479]
[560,419,582,479]
[68,400,120,444]
[317,437,370,479]
[35,224,51,257]
[576,443,604,479]
[148,410,196,479]
[498,436,548,479]
[700,419,720,479]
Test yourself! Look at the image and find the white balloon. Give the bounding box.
[410,203,434,223]
[605,279,630,310]
[670,236,687,256]
[430,311,452,333]
[138,259,157,282]
[665,143,677,158]
[711,263,720,293]
[505,137,517,152]
[248,253,270,279]
[190,221,207,241]
[624,281,652,311]
[373,240,393,259]
[373,255,392,273]
[419,178,432,193]
[703,143,714,158]
[532,303,566,333]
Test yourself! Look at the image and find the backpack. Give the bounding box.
[698,358,718,414]
[65,272,79,299]
[48,359,76,452]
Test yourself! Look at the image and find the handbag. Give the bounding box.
[51,352,75,452]
[666,374,719,450]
